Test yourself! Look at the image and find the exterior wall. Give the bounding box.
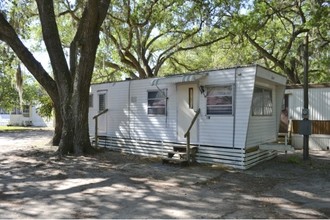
[0,106,51,127]
[89,83,112,135]
[199,67,256,148]
[246,83,277,147]
[246,67,286,148]
[129,79,177,141]
[30,106,52,127]
[287,87,330,120]
[0,114,10,126]
[89,79,178,142]
[286,86,330,150]
[107,82,130,138]
[88,65,287,169]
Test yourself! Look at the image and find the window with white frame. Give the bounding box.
[252,87,273,116]
[206,85,233,115]
[98,93,106,111]
[147,89,167,115]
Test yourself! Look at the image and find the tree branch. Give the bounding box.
[36,0,71,88]
[0,12,58,101]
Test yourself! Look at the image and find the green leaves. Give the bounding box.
[230,0,330,83]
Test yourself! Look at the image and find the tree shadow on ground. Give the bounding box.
[0,146,329,219]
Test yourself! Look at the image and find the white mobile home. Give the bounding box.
[0,105,53,127]
[284,84,330,150]
[88,65,287,169]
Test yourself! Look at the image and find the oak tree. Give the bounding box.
[0,0,110,155]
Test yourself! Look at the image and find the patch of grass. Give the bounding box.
[287,155,301,164]
[0,126,38,132]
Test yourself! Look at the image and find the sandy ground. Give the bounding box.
[0,129,329,219]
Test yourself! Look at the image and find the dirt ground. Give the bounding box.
[0,129,329,219]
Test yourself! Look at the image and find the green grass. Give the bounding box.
[287,155,301,164]
[0,126,41,132]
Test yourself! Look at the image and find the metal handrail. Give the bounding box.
[184,108,200,163]
[93,108,109,147]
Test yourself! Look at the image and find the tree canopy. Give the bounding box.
[230,0,330,84]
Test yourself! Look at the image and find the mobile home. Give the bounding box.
[0,105,53,127]
[88,65,287,169]
[284,84,330,150]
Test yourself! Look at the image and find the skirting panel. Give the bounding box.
[94,136,277,169]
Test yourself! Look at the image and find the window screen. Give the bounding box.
[147,90,167,115]
[206,85,233,115]
[252,87,273,116]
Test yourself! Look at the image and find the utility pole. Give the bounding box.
[302,33,309,160]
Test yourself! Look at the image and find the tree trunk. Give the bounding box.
[1,0,110,156]
[52,101,62,146]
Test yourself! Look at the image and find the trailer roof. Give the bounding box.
[286,83,330,89]
[91,64,284,85]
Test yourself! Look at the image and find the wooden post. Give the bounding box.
[186,132,190,164]
[184,108,200,164]
[303,33,309,160]
[93,108,108,148]
[95,117,98,147]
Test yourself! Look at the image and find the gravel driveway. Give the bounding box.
[0,130,329,218]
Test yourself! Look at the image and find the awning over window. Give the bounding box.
[150,72,208,86]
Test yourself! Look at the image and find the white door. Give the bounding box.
[97,91,108,135]
[177,84,199,143]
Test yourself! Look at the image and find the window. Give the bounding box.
[89,94,93,108]
[23,105,30,117]
[148,90,167,115]
[189,88,194,109]
[252,87,273,116]
[206,85,233,115]
[11,107,21,115]
[99,93,106,111]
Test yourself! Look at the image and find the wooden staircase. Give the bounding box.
[162,109,200,165]
[162,145,198,165]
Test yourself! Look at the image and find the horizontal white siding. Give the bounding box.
[129,79,177,141]
[95,136,277,169]
[89,83,111,135]
[287,87,330,120]
[246,81,282,147]
[199,69,235,147]
[234,68,257,148]
[287,86,330,150]
[246,116,277,146]
[88,65,285,169]
[108,82,130,138]
[199,67,256,148]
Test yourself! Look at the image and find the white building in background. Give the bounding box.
[0,105,53,127]
[284,84,330,150]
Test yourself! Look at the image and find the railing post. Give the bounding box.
[184,108,200,164]
[186,132,190,164]
[95,117,98,147]
[92,108,108,147]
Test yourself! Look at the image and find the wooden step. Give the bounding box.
[166,151,187,155]
[162,157,189,166]
[166,151,187,160]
